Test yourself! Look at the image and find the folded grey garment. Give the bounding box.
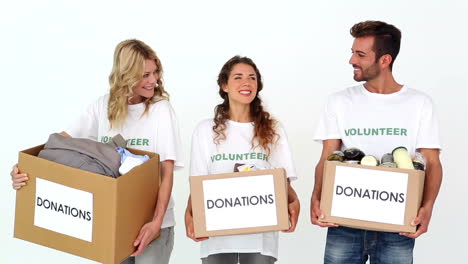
[38,133,121,178]
[105,134,127,149]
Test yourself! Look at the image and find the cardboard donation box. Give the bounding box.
[14,144,160,264]
[320,160,425,233]
[190,168,289,238]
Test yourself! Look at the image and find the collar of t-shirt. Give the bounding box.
[359,84,407,98]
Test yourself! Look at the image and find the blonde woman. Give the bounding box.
[185,56,300,264]
[11,39,183,264]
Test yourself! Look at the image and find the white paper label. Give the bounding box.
[202,175,278,231]
[34,178,94,242]
[331,166,408,225]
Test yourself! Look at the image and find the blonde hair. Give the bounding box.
[108,39,169,128]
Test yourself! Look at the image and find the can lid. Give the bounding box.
[343,148,365,160]
[361,155,379,166]
[380,162,397,168]
[392,146,408,155]
[331,150,344,156]
[381,153,394,163]
[412,161,425,171]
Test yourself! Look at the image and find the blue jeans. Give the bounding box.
[324,226,415,264]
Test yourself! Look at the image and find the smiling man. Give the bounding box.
[310,21,443,264]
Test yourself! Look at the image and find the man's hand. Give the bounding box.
[400,205,433,238]
[310,196,338,228]
[311,139,341,228]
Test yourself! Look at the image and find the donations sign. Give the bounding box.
[190,168,289,237]
[203,175,277,231]
[331,166,408,225]
[34,178,94,242]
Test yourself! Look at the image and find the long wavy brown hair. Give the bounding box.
[213,56,278,155]
[108,39,169,128]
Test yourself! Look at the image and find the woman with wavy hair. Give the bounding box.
[185,55,300,264]
[11,39,183,264]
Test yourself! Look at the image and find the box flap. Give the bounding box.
[113,152,160,264]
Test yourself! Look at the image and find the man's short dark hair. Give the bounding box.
[350,21,401,70]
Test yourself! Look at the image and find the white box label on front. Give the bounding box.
[331,166,408,225]
[202,175,277,231]
[34,178,94,242]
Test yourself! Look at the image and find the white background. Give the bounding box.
[1,0,467,263]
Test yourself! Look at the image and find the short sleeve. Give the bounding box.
[314,95,341,142]
[268,122,297,181]
[189,121,211,176]
[65,99,100,140]
[415,96,441,150]
[154,101,184,169]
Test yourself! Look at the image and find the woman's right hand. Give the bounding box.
[11,164,28,190]
[185,200,208,242]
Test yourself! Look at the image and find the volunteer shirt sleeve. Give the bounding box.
[415,95,441,150]
[268,122,297,181]
[190,121,211,176]
[314,95,341,142]
[155,101,184,169]
[65,98,100,140]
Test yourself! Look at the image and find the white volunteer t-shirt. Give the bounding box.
[190,119,297,259]
[66,94,184,228]
[314,84,441,158]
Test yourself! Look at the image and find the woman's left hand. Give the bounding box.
[131,221,161,256]
[284,195,300,233]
